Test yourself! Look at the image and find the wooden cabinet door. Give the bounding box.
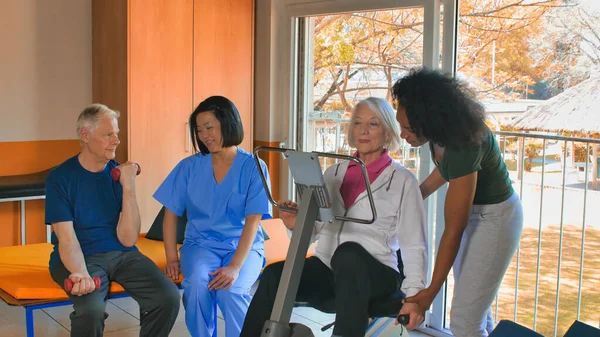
[193,0,255,152]
[129,0,194,230]
[92,0,129,164]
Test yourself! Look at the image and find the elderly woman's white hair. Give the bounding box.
[76,103,120,140]
[347,97,401,152]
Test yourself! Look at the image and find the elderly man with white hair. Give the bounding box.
[241,97,429,337]
[45,104,180,337]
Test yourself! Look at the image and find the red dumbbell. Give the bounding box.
[110,163,141,181]
[64,276,101,292]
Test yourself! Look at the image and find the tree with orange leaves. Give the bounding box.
[311,0,587,110]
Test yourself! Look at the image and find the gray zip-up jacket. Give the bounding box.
[311,160,428,297]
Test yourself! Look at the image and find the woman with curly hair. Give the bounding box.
[392,68,523,337]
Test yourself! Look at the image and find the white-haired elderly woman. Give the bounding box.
[241,97,429,337]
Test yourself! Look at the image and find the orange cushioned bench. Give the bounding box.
[0,234,179,301]
[0,218,313,337]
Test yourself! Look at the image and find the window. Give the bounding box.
[300,8,429,177]
[452,1,600,335]
[283,1,599,336]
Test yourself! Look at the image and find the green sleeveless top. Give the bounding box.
[430,129,514,205]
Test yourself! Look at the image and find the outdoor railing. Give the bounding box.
[481,131,600,337]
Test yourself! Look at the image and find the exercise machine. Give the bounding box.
[253,147,408,337]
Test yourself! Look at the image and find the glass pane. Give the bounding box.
[302,9,425,178]
[449,1,600,336]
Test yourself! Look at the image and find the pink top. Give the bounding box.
[340,149,392,209]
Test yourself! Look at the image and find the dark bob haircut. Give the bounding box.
[392,68,488,149]
[189,96,244,154]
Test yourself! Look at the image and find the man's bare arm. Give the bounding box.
[116,163,141,247]
[52,221,96,295]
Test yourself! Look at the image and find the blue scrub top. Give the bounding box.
[153,147,272,252]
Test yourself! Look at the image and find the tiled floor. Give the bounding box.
[0,289,431,337]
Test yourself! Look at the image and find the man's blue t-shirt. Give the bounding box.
[45,155,137,269]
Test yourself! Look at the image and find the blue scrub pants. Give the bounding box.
[180,242,264,337]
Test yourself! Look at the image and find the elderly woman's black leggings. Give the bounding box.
[240,241,401,337]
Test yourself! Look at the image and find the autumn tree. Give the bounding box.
[312,0,578,110]
[456,0,567,100]
[312,9,424,112]
[532,2,600,96]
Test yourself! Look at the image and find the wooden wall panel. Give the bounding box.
[0,199,44,247]
[129,0,194,231]
[0,203,19,247]
[194,0,255,152]
[92,0,128,164]
[0,140,80,246]
[90,0,253,232]
[24,200,47,245]
[0,140,80,176]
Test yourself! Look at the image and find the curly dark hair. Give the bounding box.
[391,67,488,149]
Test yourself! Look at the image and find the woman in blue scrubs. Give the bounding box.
[153,96,272,337]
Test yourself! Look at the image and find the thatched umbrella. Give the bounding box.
[511,74,600,133]
[509,74,600,188]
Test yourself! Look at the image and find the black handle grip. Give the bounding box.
[396,314,410,325]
